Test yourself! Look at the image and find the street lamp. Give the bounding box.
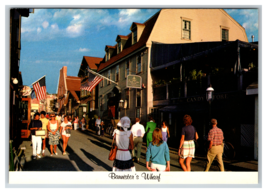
[206,85,214,137]
[206,85,214,102]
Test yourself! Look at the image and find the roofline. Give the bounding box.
[220,9,249,42]
[98,45,147,73]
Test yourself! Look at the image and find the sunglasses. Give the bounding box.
[50,116,55,117]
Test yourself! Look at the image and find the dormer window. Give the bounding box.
[130,22,145,45]
[118,41,121,53]
[105,52,110,61]
[133,29,137,44]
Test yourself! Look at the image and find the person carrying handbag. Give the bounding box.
[29,112,43,159]
[60,115,73,155]
[111,116,135,171]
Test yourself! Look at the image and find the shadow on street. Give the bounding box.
[65,143,94,171]
[88,138,111,151]
[80,148,112,171]
[23,156,77,171]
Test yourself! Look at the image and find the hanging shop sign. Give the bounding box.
[20,86,32,96]
[126,75,142,89]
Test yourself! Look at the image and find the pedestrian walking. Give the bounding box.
[146,128,170,172]
[100,120,105,137]
[60,115,73,155]
[204,119,225,172]
[80,117,86,131]
[40,111,49,156]
[178,114,199,172]
[29,112,43,159]
[95,116,101,135]
[161,121,170,143]
[130,118,145,163]
[145,116,157,149]
[112,116,135,171]
[73,116,79,130]
[47,113,60,156]
[56,113,62,124]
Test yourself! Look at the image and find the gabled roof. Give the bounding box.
[116,35,129,41]
[97,10,160,72]
[66,76,81,91]
[83,56,103,70]
[130,22,145,30]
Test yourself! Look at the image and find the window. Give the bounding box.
[136,54,142,73]
[125,89,130,109]
[118,41,121,53]
[133,29,137,44]
[125,60,130,78]
[169,113,172,125]
[222,29,229,41]
[115,65,119,82]
[107,69,111,85]
[136,108,141,118]
[136,90,141,107]
[182,20,191,39]
[105,52,109,61]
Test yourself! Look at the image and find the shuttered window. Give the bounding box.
[182,20,191,39]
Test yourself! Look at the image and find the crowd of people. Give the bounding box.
[110,114,225,172]
[29,111,88,159]
[29,111,225,172]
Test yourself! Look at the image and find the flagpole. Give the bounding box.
[29,75,46,86]
[87,68,118,85]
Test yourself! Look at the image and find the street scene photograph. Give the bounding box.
[8,7,259,184]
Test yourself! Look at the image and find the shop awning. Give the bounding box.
[246,82,258,95]
[151,40,258,71]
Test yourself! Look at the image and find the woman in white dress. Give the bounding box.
[112,116,135,171]
[73,116,79,130]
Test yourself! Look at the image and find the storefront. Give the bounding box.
[150,40,258,158]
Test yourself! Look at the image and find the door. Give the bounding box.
[21,98,31,138]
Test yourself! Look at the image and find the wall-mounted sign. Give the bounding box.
[126,75,142,89]
[21,86,32,96]
[83,107,87,112]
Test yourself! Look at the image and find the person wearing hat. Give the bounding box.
[112,116,135,171]
[29,112,43,159]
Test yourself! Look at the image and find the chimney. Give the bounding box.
[63,66,67,76]
[251,35,255,42]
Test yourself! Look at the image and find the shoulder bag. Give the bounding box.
[128,132,133,150]
[108,133,117,161]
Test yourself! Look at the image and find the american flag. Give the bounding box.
[32,76,46,101]
[80,70,103,92]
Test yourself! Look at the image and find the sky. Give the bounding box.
[19,8,259,94]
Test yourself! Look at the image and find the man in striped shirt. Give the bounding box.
[205,118,225,171]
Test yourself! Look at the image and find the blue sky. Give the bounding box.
[19,8,259,94]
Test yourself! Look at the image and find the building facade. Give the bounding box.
[57,66,81,116]
[96,9,248,125]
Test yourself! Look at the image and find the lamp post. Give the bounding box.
[119,99,124,119]
[206,85,214,136]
